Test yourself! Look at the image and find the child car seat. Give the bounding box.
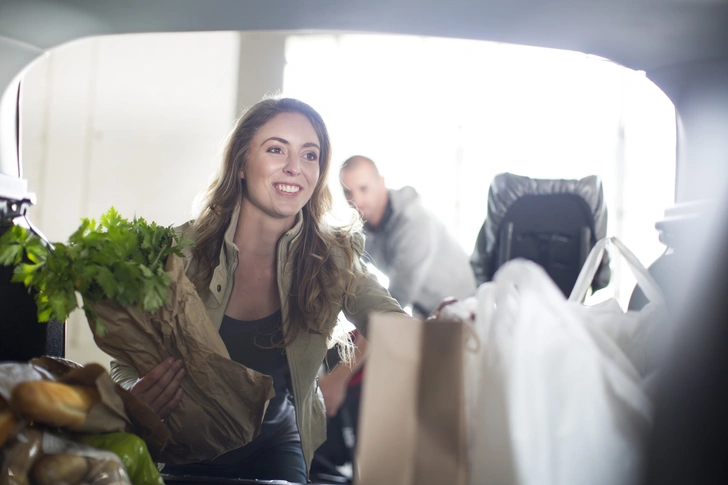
[470,172,611,296]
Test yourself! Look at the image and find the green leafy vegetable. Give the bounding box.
[0,207,190,336]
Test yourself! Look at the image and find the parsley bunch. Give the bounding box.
[0,207,190,336]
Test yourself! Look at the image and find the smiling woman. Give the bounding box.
[106,96,408,481]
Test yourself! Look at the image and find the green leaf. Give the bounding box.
[100,207,124,229]
[142,287,167,312]
[0,243,22,266]
[37,305,53,323]
[24,239,48,264]
[94,266,118,297]
[1,207,193,332]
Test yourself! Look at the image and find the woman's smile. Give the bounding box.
[274,183,302,195]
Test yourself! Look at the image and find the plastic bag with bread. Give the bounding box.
[29,356,170,459]
[1,428,132,485]
[0,363,49,447]
[0,360,167,485]
[0,361,124,434]
[0,359,169,461]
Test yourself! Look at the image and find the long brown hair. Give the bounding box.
[193,97,360,346]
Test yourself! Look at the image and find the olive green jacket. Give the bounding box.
[109,205,404,472]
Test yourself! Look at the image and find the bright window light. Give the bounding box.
[283,34,676,308]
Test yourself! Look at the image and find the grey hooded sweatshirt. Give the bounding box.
[363,186,477,315]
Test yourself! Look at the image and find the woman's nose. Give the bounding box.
[283,154,301,176]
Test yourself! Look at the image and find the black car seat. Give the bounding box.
[470,172,611,297]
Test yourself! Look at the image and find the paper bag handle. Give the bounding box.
[569,236,666,306]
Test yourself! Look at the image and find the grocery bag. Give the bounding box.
[469,246,656,485]
[90,253,274,464]
[568,236,669,386]
[356,312,470,485]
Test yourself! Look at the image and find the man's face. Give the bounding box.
[340,163,388,228]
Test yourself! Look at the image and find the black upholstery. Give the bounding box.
[496,194,595,297]
[471,173,611,297]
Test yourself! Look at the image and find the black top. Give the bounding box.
[197,310,300,466]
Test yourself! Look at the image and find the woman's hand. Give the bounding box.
[130,357,185,420]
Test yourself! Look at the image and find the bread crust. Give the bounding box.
[10,381,100,429]
[0,408,17,447]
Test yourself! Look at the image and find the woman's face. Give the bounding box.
[241,112,321,224]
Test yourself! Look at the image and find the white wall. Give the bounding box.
[20,32,242,368]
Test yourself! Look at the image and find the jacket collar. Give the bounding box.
[220,204,305,269]
[205,204,305,305]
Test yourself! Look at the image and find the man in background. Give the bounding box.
[339,155,476,317]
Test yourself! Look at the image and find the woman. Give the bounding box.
[110,97,405,482]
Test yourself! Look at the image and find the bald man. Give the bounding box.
[340,155,476,317]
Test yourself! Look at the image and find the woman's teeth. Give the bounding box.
[276,184,300,193]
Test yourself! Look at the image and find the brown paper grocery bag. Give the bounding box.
[89,253,274,464]
[356,313,468,485]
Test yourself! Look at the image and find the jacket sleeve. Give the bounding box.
[341,233,407,339]
[382,203,439,310]
[109,359,140,391]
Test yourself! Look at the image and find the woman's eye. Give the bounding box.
[304,152,319,161]
[267,146,283,154]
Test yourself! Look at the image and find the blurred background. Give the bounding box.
[17,31,676,367]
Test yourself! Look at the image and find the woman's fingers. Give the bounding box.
[148,365,186,416]
[132,358,177,394]
[156,388,184,420]
[131,358,185,417]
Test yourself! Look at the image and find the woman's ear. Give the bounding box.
[240,169,245,179]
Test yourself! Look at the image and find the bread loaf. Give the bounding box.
[0,428,44,485]
[0,407,17,447]
[32,453,89,485]
[10,381,100,429]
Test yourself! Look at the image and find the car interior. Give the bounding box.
[1,0,727,484]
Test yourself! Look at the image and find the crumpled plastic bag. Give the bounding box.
[0,360,126,435]
[1,429,132,485]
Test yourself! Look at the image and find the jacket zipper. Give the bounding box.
[278,231,302,420]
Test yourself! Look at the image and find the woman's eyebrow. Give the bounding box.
[260,138,320,151]
[261,136,289,146]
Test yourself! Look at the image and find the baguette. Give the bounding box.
[10,381,100,429]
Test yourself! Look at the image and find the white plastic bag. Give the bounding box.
[568,237,669,387]
[469,237,661,485]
